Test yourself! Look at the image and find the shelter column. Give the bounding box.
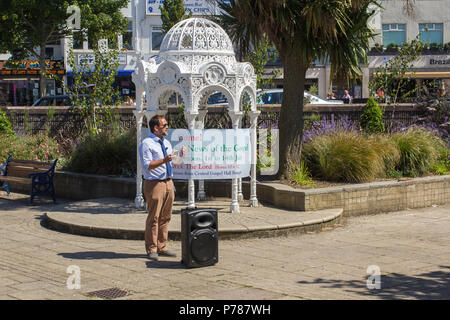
[237,115,244,201]
[185,113,198,209]
[134,111,145,209]
[249,110,261,207]
[196,109,208,201]
[229,112,243,213]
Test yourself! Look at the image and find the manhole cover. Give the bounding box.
[87,288,130,299]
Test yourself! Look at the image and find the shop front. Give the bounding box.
[367,54,450,101]
[0,60,65,106]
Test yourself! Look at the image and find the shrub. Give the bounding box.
[0,133,61,164]
[302,130,385,183]
[63,129,137,176]
[360,98,385,134]
[0,109,14,135]
[391,127,444,176]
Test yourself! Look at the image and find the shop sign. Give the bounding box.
[0,60,65,76]
[77,54,95,65]
[146,0,230,16]
[142,128,252,180]
[118,54,127,65]
[429,58,450,65]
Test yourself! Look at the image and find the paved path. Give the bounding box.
[0,192,449,300]
[43,197,342,240]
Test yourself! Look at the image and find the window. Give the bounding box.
[419,23,443,45]
[382,24,406,46]
[151,26,164,51]
[122,20,133,50]
[45,47,54,59]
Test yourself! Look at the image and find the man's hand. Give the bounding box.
[164,154,173,163]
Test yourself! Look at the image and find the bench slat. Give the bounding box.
[0,176,31,184]
[9,159,53,170]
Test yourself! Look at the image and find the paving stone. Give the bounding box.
[1,192,449,300]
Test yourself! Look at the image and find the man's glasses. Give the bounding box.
[160,123,168,128]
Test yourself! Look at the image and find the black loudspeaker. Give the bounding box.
[181,208,218,268]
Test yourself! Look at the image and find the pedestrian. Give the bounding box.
[139,115,177,261]
[341,90,352,103]
[327,92,336,100]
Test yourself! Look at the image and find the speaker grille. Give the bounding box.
[191,229,217,263]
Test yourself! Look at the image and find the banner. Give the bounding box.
[142,128,252,180]
[146,0,230,16]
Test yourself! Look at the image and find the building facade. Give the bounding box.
[262,0,450,101]
[2,0,449,105]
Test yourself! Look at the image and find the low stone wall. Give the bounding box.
[256,176,450,216]
[5,171,449,216]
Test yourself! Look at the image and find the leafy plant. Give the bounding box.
[360,97,385,134]
[289,161,316,187]
[0,109,14,135]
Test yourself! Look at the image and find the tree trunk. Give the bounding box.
[277,53,308,180]
[39,42,47,98]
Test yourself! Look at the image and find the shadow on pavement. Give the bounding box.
[297,266,450,299]
[145,260,188,270]
[58,251,188,270]
[58,251,148,260]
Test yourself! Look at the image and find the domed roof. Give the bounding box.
[159,18,235,56]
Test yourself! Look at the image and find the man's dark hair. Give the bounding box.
[149,115,166,133]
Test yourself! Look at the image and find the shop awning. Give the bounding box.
[66,70,134,77]
[373,71,450,79]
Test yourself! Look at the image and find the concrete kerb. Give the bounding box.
[43,204,343,241]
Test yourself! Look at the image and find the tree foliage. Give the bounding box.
[160,0,192,34]
[216,0,380,179]
[0,0,129,96]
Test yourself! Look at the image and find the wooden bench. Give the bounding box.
[0,155,58,205]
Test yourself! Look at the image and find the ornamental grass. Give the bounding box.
[302,130,386,183]
[391,127,446,177]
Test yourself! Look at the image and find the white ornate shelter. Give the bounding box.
[132,17,260,213]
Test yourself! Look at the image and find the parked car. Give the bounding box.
[32,94,88,107]
[32,94,117,107]
[256,89,344,105]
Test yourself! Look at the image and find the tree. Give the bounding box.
[0,0,129,97]
[217,0,379,179]
[66,43,122,135]
[160,0,192,34]
[369,38,424,131]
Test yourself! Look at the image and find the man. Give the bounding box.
[139,115,176,261]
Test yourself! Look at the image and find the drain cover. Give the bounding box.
[87,288,130,299]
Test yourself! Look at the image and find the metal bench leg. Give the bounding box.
[3,182,11,195]
[30,183,35,205]
[50,183,56,203]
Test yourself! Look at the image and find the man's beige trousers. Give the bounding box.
[143,179,175,254]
